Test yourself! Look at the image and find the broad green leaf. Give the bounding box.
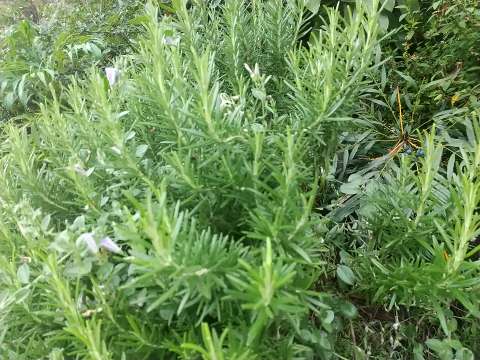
[336,265,356,285]
[353,346,367,360]
[64,259,92,277]
[395,70,417,89]
[305,0,321,14]
[322,310,335,325]
[383,0,395,12]
[41,214,51,231]
[432,1,442,10]
[413,344,425,360]
[17,263,30,284]
[252,88,266,101]
[426,339,453,360]
[340,175,364,195]
[433,302,450,336]
[456,348,474,360]
[447,154,455,180]
[135,144,149,158]
[5,92,15,110]
[406,0,420,11]
[340,182,361,194]
[378,14,389,32]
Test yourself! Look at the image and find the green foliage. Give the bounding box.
[0,0,385,358]
[0,0,145,121]
[1,0,480,359]
[353,118,480,312]
[381,0,480,131]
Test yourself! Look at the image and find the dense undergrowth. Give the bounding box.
[0,0,479,359]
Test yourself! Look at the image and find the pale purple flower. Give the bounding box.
[163,36,180,46]
[100,237,122,254]
[73,163,94,177]
[105,67,120,87]
[77,232,98,254]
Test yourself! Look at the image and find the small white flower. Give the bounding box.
[195,268,209,276]
[105,67,120,87]
[163,36,180,46]
[73,163,94,177]
[20,256,32,263]
[81,307,103,318]
[111,146,122,155]
[218,93,233,111]
[100,237,122,254]
[77,233,98,254]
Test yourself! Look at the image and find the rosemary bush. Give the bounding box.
[0,0,383,358]
[0,0,479,359]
